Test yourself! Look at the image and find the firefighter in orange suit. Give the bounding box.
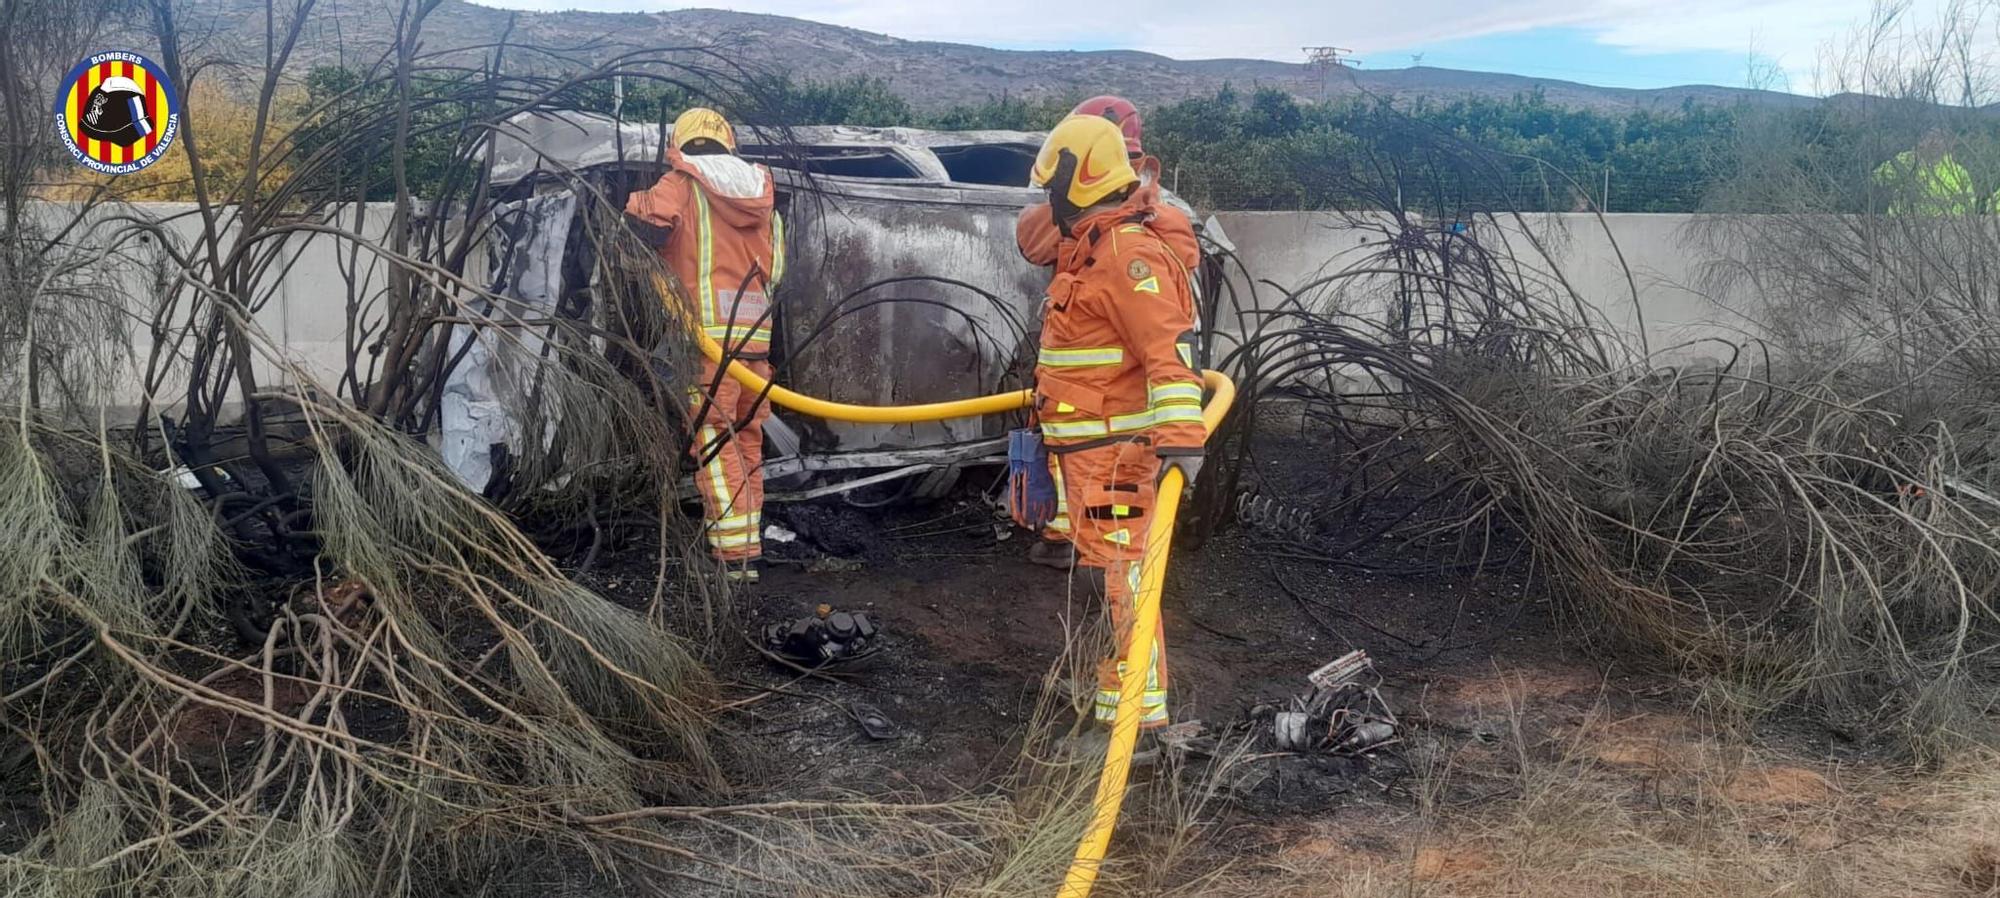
[1026,115,1206,727]
[626,108,787,581]
[1018,96,1200,569]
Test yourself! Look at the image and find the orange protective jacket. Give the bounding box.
[1030,191,1206,454]
[625,148,787,355]
[1016,157,1198,271]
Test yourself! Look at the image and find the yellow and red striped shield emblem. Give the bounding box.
[53,52,179,175]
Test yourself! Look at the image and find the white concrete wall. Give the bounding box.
[1208,211,1744,365]
[52,203,1742,424]
[34,202,397,420]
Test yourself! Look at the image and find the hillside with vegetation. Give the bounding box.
[75,0,2000,213]
[263,67,1974,215]
[149,0,1812,112]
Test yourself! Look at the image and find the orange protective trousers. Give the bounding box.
[1058,439,1170,728]
[687,356,773,563]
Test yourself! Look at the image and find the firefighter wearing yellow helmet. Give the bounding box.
[1016,98,1203,571]
[627,107,787,581]
[1025,114,1206,729]
[1031,114,1142,229]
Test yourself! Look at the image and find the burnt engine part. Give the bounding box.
[763,609,880,664]
[1266,650,1398,754]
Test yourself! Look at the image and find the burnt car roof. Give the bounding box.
[488,110,1045,193]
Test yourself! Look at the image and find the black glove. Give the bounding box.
[1158,454,1204,490]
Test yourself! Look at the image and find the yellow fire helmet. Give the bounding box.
[672,107,738,153]
[1031,114,1140,213]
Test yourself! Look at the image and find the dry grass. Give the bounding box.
[1144,678,2000,898]
[1207,194,2000,761]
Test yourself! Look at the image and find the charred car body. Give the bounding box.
[447,112,1219,503]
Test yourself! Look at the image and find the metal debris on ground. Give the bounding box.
[162,464,225,491]
[763,524,799,543]
[1235,490,1316,540]
[763,606,882,665]
[1155,719,1213,756]
[807,556,865,573]
[1261,649,1398,755]
[853,703,898,740]
[1308,649,1373,691]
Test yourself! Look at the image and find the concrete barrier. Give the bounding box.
[33,201,396,421]
[1207,211,1745,365]
[48,203,1741,427]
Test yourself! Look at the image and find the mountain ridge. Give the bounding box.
[158,0,1816,112]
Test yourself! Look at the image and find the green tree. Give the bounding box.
[923,93,1074,131]
[767,75,914,126]
[287,66,1764,213]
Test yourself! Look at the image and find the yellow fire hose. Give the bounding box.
[657,272,1236,898]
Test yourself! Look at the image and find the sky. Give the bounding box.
[473,0,1963,94]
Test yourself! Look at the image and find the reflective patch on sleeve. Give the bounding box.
[1132,276,1159,294]
[1149,382,1204,406]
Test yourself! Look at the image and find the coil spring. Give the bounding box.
[1235,491,1315,540]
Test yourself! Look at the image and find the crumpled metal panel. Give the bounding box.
[489,112,668,187]
[431,190,577,492]
[488,111,1043,187]
[765,179,1211,454]
[772,191,1049,453]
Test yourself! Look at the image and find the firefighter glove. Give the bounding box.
[1158,453,1204,489]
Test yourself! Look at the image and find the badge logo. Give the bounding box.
[52,52,179,175]
[1127,259,1152,280]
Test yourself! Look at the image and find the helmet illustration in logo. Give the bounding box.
[54,52,179,174]
[78,76,153,146]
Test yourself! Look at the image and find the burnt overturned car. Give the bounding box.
[442,111,1220,504]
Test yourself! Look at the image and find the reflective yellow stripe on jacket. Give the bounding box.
[692,183,778,346]
[691,183,717,327]
[1039,346,1125,368]
[705,325,773,343]
[770,211,786,287]
[1148,382,1203,407]
[1040,379,1206,440]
